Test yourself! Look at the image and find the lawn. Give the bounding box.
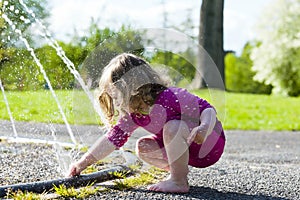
[0,89,299,131]
[194,89,300,131]
[0,90,101,125]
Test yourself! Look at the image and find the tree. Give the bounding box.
[191,0,224,89]
[0,0,49,46]
[225,42,272,94]
[0,20,146,91]
[79,25,144,88]
[0,48,41,90]
[35,42,85,89]
[0,0,50,83]
[151,50,196,87]
[251,0,300,96]
[0,41,83,90]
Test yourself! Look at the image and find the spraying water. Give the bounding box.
[16,0,109,128]
[1,13,77,145]
[1,0,113,174]
[50,124,74,174]
[1,11,78,171]
[0,79,18,138]
[2,0,108,128]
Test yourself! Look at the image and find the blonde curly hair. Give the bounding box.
[98,53,167,122]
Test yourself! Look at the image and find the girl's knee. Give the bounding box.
[136,137,158,153]
[163,120,189,139]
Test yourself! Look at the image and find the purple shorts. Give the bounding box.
[153,130,225,168]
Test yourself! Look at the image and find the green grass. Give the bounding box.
[0,89,299,130]
[6,190,43,200]
[193,89,300,131]
[53,183,105,199]
[0,90,101,125]
[112,166,167,190]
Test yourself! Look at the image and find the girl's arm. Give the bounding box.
[199,107,217,136]
[68,113,138,177]
[68,135,116,176]
[187,107,216,144]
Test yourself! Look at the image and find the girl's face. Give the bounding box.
[107,83,150,115]
[129,96,150,115]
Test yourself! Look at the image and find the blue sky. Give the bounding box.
[48,0,273,54]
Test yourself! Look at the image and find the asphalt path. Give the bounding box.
[92,130,300,200]
[0,120,299,199]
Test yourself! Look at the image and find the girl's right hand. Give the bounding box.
[67,163,83,177]
[187,124,209,145]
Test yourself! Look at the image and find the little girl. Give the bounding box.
[68,53,225,193]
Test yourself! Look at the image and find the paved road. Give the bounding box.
[94,130,300,200]
[0,120,299,199]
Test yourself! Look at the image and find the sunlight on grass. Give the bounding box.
[0,90,101,125]
[6,190,44,200]
[192,90,300,131]
[222,92,300,130]
[53,183,105,199]
[112,166,167,190]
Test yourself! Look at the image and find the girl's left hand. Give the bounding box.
[187,125,209,145]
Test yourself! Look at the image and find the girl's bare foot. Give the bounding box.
[147,178,189,193]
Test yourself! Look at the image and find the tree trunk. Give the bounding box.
[190,0,225,89]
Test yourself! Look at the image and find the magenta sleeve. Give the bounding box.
[105,114,139,148]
